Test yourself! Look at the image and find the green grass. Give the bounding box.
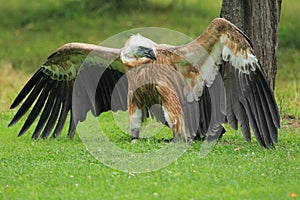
[1,113,300,200]
[1,0,300,199]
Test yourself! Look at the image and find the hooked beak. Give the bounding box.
[145,48,157,60]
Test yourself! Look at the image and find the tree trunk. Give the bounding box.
[220,0,282,90]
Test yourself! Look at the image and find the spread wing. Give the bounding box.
[9,43,128,139]
[168,18,280,147]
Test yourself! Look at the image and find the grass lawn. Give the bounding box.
[1,0,300,199]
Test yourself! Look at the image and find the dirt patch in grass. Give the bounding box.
[282,114,300,129]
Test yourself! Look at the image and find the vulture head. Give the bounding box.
[121,33,157,67]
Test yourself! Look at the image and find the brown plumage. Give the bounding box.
[8,18,280,147]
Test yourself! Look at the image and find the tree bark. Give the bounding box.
[220,0,282,90]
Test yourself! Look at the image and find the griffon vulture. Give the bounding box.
[8,18,280,148]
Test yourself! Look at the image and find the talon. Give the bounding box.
[187,137,194,145]
[170,136,194,144]
[170,137,182,143]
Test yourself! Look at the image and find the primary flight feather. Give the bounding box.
[9,18,280,147]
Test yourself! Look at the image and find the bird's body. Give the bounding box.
[126,56,185,140]
[9,18,280,147]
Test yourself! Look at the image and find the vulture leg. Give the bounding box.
[128,103,142,143]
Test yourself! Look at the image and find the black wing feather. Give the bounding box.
[17,81,52,136]
[41,91,62,139]
[68,108,76,139]
[255,79,278,142]
[245,87,265,146]
[52,94,70,138]
[9,43,124,139]
[95,67,128,114]
[220,61,279,147]
[10,69,44,109]
[256,66,280,129]
[196,86,212,140]
[223,63,251,141]
[31,81,58,139]
[8,75,48,127]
